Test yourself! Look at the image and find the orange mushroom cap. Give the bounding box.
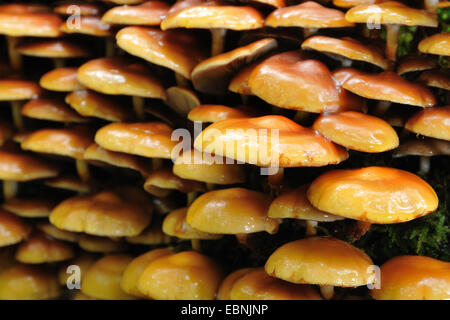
[419,33,450,56]
[0,150,59,181]
[187,104,253,123]
[54,3,103,16]
[2,198,56,218]
[0,79,42,101]
[22,98,87,123]
[405,106,450,141]
[16,39,91,58]
[61,15,113,37]
[102,1,170,26]
[0,210,32,247]
[40,67,83,92]
[143,168,206,197]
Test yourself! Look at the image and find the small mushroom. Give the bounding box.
[78,235,128,253]
[217,268,254,300]
[164,86,201,116]
[418,32,450,56]
[0,210,32,247]
[405,105,450,141]
[102,1,170,26]
[22,97,88,124]
[40,67,83,92]
[2,198,56,218]
[36,222,80,243]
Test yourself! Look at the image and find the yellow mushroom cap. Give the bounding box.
[418,70,450,91]
[230,268,323,300]
[396,55,437,75]
[102,1,170,26]
[187,188,278,235]
[144,168,206,197]
[61,16,113,37]
[0,264,61,300]
[228,62,258,95]
[0,150,59,181]
[217,268,254,300]
[54,3,103,16]
[36,222,79,243]
[82,254,136,300]
[2,198,56,218]
[419,33,450,56]
[187,104,253,123]
[77,57,166,99]
[165,86,201,116]
[0,210,32,247]
[333,0,386,8]
[58,252,97,287]
[265,237,374,287]
[40,67,83,92]
[312,111,399,153]
[121,248,173,297]
[50,187,152,237]
[16,39,91,58]
[22,97,88,123]
[307,166,439,223]
[371,255,450,300]
[405,106,450,141]
[0,79,42,101]
[138,250,223,300]
[44,175,90,194]
[15,232,75,264]
[78,235,127,253]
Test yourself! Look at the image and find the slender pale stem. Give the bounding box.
[53,58,65,69]
[105,37,115,57]
[211,28,227,56]
[373,100,392,117]
[320,285,334,300]
[7,36,22,72]
[152,158,163,171]
[187,192,198,206]
[305,220,318,237]
[76,159,90,183]
[3,181,18,200]
[191,239,201,251]
[419,156,431,174]
[132,96,145,121]
[386,24,400,65]
[11,101,24,131]
[175,73,189,87]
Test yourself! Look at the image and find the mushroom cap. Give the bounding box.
[0,264,61,300]
[50,187,152,237]
[22,97,87,123]
[396,55,436,75]
[54,3,103,16]
[102,1,170,26]
[163,207,222,240]
[15,233,74,264]
[370,255,450,300]
[78,235,128,253]
[194,115,349,167]
[191,38,277,95]
[268,185,344,222]
[334,68,437,107]
[0,4,50,14]
[419,33,450,56]
[16,39,91,58]
[143,168,206,197]
[61,15,113,37]
[44,175,90,194]
[66,89,133,122]
[229,268,323,300]
[345,1,438,27]
[248,51,365,113]
[40,67,83,92]
[161,0,264,31]
[107,0,146,4]
[312,111,399,153]
[116,27,207,79]
[333,0,386,8]
[84,143,152,176]
[187,187,278,234]
[82,254,136,300]
[126,218,173,245]
[187,104,253,123]
[418,70,450,91]
[266,237,374,287]
[0,150,59,181]
[0,121,13,147]
[307,166,439,223]
[58,252,97,287]
[77,57,166,99]
[21,126,94,160]
[173,149,246,185]
[405,106,450,141]
[138,250,223,300]
[393,138,450,158]
[228,62,258,95]
[165,86,201,116]
[95,122,176,159]
[2,198,56,218]
[0,210,31,247]
[302,36,388,70]
[0,79,42,101]
[121,248,173,297]
[36,222,79,243]
[265,1,354,28]
[217,268,254,300]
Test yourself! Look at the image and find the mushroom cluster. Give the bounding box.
[0,0,448,301]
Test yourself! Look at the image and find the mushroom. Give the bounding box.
[44,174,91,195]
[418,32,450,56]
[40,67,83,92]
[54,2,104,16]
[2,198,56,218]
[22,97,88,124]
[126,216,173,245]
[187,105,255,124]
[102,1,170,26]
[396,55,437,76]
[0,210,31,247]
[36,222,80,243]
[164,86,201,116]
[78,235,128,253]
[58,252,97,288]
[332,0,387,8]
[217,268,254,300]
[417,69,450,91]
[405,105,450,141]
[228,62,259,100]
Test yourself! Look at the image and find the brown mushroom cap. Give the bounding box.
[40,67,83,92]
[143,168,206,197]
[217,268,254,300]
[165,86,201,116]
[137,250,223,300]
[16,39,91,58]
[22,97,87,123]
[44,175,90,194]
[0,150,59,181]
[95,122,176,159]
[187,187,278,235]
[0,4,50,14]
[307,167,439,223]
[0,210,31,247]
[102,1,169,26]
[36,222,80,243]
[312,111,399,153]
[265,237,375,287]
[0,79,42,101]
[405,106,450,141]
[2,198,56,218]
[187,104,253,123]
[418,32,450,56]
[393,138,450,158]
[302,36,388,69]
[228,62,258,95]
[61,16,113,37]
[54,3,103,16]
[418,70,450,91]
[66,89,133,122]
[396,55,437,75]
[78,235,128,253]
[194,115,349,167]
[117,27,207,79]
[230,268,323,300]
[370,255,450,300]
[191,38,277,95]
[265,1,354,29]
[248,51,365,113]
[77,57,166,99]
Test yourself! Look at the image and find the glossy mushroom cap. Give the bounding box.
[371,255,450,300]
[81,254,136,300]
[333,0,387,8]
[396,55,437,75]
[78,235,127,253]
[15,233,74,264]
[418,70,450,91]
[126,218,173,245]
[0,264,61,300]
[22,98,87,123]
[191,38,277,95]
[138,250,223,300]
[312,111,399,153]
[419,33,450,56]
[95,122,176,159]
[120,248,173,297]
[187,188,278,234]
[165,86,201,116]
[393,138,450,158]
[217,268,254,300]
[40,67,82,92]
[2,198,56,218]
[37,222,79,243]
[229,268,323,300]
[265,1,354,28]
[228,63,258,95]
[0,210,31,247]
[16,39,91,58]
[248,51,365,113]
[268,185,344,221]
[265,237,375,287]
[102,1,170,26]
[0,79,42,101]
[50,187,153,237]
[405,106,450,141]
[44,175,90,194]
[61,16,112,37]
[0,150,59,181]
[307,167,439,223]
[116,27,207,79]
[194,115,349,167]
[77,57,166,99]
[54,3,103,16]
[187,105,253,123]
[143,168,205,197]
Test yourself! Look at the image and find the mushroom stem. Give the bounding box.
[386,24,400,65]
[424,0,439,13]
[373,100,391,117]
[3,181,18,200]
[10,101,25,131]
[303,28,319,38]
[76,159,90,183]
[187,192,198,206]
[320,285,334,300]
[293,110,310,124]
[6,36,22,72]
[105,37,115,57]
[152,158,163,170]
[305,220,318,237]
[210,28,227,56]
[419,156,430,174]
[175,73,189,87]
[132,96,146,121]
[53,58,65,69]
[191,239,201,251]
